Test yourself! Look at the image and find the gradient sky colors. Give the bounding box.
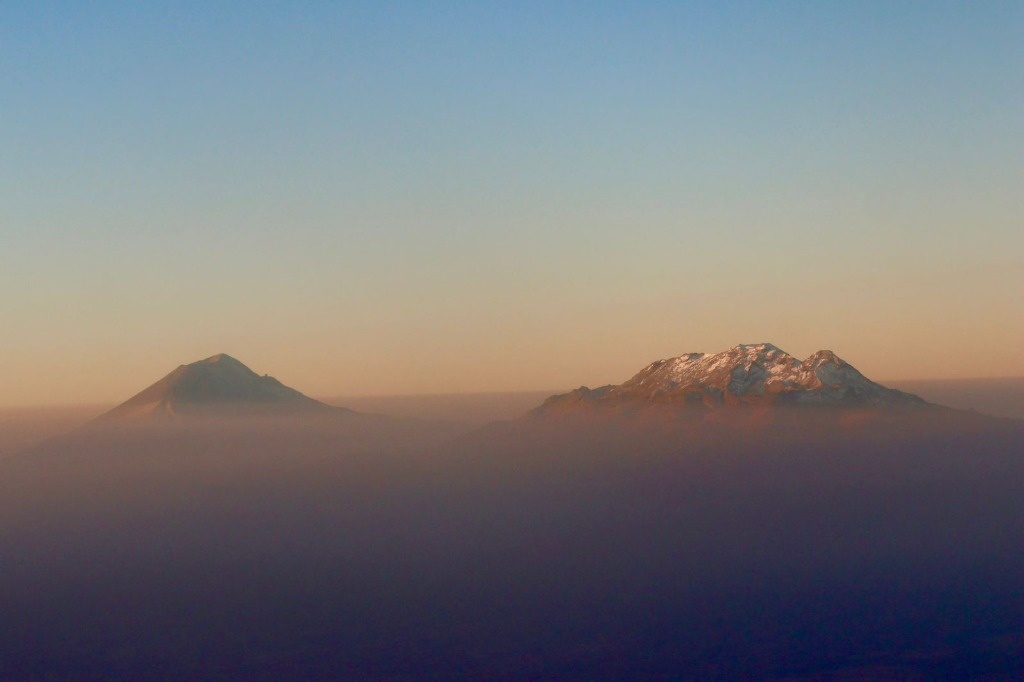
[2,2,1022,407]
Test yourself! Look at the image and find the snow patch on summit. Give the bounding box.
[543,343,929,411]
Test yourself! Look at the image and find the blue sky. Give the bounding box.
[1,2,1021,405]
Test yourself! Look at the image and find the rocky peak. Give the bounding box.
[537,343,928,414]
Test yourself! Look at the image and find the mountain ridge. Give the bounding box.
[534,343,929,415]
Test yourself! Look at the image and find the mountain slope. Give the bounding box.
[536,343,928,415]
[22,354,470,456]
[99,353,343,420]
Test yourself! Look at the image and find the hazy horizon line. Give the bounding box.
[3,376,1023,411]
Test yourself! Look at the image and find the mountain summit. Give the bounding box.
[537,343,928,414]
[100,354,339,420]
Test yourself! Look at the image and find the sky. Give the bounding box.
[1,2,1022,407]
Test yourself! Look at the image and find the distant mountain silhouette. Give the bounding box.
[98,354,345,420]
[534,343,929,416]
[22,354,469,456]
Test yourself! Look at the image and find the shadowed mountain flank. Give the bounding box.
[98,354,343,420]
[31,354,470,458]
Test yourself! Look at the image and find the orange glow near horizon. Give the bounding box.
[2,4,1021,408]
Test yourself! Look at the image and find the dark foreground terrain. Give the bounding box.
[2,408,1023,680]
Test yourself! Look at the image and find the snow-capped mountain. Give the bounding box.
[99,353,342,420]
[537,343,928,413]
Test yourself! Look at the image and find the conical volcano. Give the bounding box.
[100,354,340,420]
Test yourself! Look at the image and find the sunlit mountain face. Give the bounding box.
[509,343,977,454]
[2,349,1022,680]
[535,342,928,413]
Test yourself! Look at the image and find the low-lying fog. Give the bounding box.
[888,377,1024,420]
[1,382,1022,679]
[0,404,106,457]
[321,390,557,426]
[4,378,1021,456]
